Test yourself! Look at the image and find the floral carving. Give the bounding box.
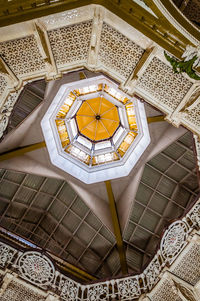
[0,91,21,138]
[160,221,189,263]
[17,251,55,287]
[194,135,200,170]
[144,253,163,290]
[0,194,199,300]
[117,277,141,300]
[58,275,79,301]
[87,284,109,301]
[0,242,16,268]
[187,202,200,228]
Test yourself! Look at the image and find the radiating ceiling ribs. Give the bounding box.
[152,184,183,237]
[160,151,197,176]
[105,180,128,275]
[128,150,186,246]
[0,141,46,162]
[0,131,199,279]
[42,201,77,250]
[129,220,160,239]
[42,194,78,249]
[147,115,165,123]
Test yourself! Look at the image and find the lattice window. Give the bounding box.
[0,36,45,76]
[137,57,193,110]
[99,23,144,79]
[0,281,45,301]
[48,21,92,66]
[171,243,200,285]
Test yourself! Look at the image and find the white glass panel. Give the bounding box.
[95,141,111,150]
[113,126,124,144]
[70,119,78,138]
[77,136,92,149]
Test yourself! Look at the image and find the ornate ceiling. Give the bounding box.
[0,1,199,301]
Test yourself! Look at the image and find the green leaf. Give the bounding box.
[164,51,200,80]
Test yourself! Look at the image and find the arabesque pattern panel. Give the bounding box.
[137,57,192,110]
[99,23,144,79]
[0,36,45,76]
[48,21,93,66]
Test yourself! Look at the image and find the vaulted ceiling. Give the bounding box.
[0,91,198,280]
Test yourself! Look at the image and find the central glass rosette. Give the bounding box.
[76,97,119,141]
[41,76,150,183]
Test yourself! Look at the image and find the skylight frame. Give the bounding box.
[41,75,150,183]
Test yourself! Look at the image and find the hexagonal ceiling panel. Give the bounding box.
[41,76,150,183]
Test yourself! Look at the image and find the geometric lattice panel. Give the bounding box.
[99,23,144,79]
[48,21,93,66]
[0,36,45,76]
[171,243,200,285]
[0,76,7,97]
[138,57,193,110]
[150,279,182,301]
[0,281,45,301]
[186,103,200,128]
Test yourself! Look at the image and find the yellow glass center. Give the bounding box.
[76,97,119,141]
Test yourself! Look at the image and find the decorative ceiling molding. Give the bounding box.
[0,0,194,57]
[153,0,200,45]
[0,5,199,144]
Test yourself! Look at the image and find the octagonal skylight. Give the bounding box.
[41,76,150,183]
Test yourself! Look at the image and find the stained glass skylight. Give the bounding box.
[41,76,150,183]
[76,97,120,141]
